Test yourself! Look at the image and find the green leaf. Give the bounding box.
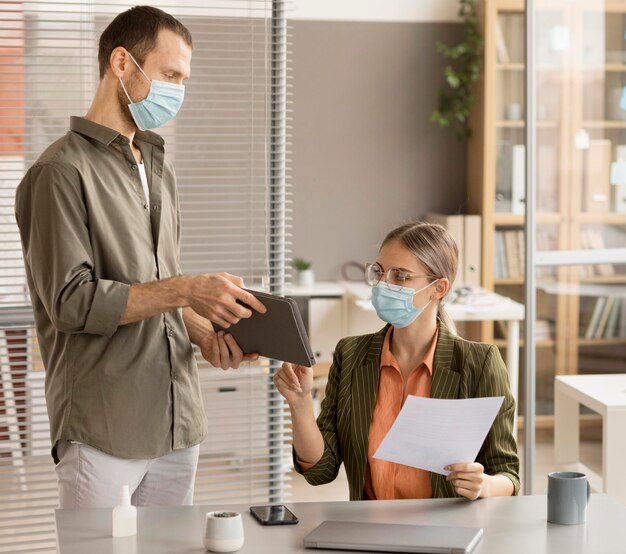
[431,0,482,142]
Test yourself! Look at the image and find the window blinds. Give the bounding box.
[0,1,291,552]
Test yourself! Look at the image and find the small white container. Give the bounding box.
[112,485,137,538]
[203,511,244,553]
[297,269,315,287]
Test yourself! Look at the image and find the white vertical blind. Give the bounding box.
[0,1,292,551]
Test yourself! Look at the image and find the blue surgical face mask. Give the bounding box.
[119,51,185,131]
[371,279,438,328]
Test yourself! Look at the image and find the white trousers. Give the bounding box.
[55,440,200,508]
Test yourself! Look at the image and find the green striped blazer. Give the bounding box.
[294,323,520,500]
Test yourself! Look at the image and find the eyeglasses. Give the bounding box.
[365,262,438,291]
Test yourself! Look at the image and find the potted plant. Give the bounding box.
[291,257,315,286]
[431,0,483,141]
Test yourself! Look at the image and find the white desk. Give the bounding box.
[555,374,626,505]
[339,281,524,431]
[55,494,626,553]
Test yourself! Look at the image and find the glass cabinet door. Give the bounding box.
[532,0,626,436]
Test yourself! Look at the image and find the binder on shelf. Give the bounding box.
[494,19,510,63]
[463,215,482,287]
[424,213,465,286]
[494,231,507,279]
[511,145,526,215]
[612,145,626,213]
[495,140,513,213]
[584,139,611,213]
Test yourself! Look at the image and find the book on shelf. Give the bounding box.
[494,229,528,279]
[516,229,525,276]
[578,229,595,278]
[583,296,626,340]
[535,319,553,341]
[584,296,607,339]
[604,298,621,339]
[579,228,614,277]
[424,213,482,288]
[584,139,611,213]
[617,298,626,338]
[504,230,520,278]
[595,296,615,339]
[535,229,556,278]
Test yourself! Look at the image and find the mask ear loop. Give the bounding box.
[118,76,134,104]
[411,278,439,296]
[118,50,152,104]
[125,51,152,84]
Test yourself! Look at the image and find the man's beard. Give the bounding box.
[117,80,138,130]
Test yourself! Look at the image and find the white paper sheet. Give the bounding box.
[373,395,504,476]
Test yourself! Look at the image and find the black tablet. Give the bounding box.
[213,289,316,367]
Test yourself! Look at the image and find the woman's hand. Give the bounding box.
[273,362,313,406]
[445,462,490,500]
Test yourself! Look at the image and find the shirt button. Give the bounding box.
[143,202,149,210]
[131,164,138,170]
[168,329,175,337]
[172,374,177,381]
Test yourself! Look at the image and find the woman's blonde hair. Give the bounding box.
[381,221,458,334]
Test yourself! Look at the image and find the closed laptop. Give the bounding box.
[303,520,483,554]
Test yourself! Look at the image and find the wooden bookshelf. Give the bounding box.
[468,0,626,420]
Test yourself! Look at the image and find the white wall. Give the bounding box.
[289,0,460,22]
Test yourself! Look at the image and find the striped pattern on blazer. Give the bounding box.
[294,323,520,500]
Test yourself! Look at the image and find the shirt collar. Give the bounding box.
[70,116,164,148]
[380,325,439,376]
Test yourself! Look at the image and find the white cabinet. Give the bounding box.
[308,298,343,363]
[198,366,269,459]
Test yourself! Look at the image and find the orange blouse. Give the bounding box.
[364,326,437,500]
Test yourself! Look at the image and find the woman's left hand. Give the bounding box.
[445,462,490,500]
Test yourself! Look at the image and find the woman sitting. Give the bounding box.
[274,221,519,500]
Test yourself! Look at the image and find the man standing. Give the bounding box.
[15,5,266,508]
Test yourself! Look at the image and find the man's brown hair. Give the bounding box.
[98,5,193,79]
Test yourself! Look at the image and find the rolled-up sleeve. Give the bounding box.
[16,161,129,336]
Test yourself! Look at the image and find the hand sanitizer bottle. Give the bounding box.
[112,485,137,537]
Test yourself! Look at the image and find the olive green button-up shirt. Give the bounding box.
[15,117,208,462]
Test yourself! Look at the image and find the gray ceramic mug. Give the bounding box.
[547,471,591,525]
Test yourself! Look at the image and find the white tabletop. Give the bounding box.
[55,494,626,554]
[555,374,626,409]
[285,282,346,297]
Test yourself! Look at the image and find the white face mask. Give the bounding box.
[371,279,438,328]
[119,51,185,131]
